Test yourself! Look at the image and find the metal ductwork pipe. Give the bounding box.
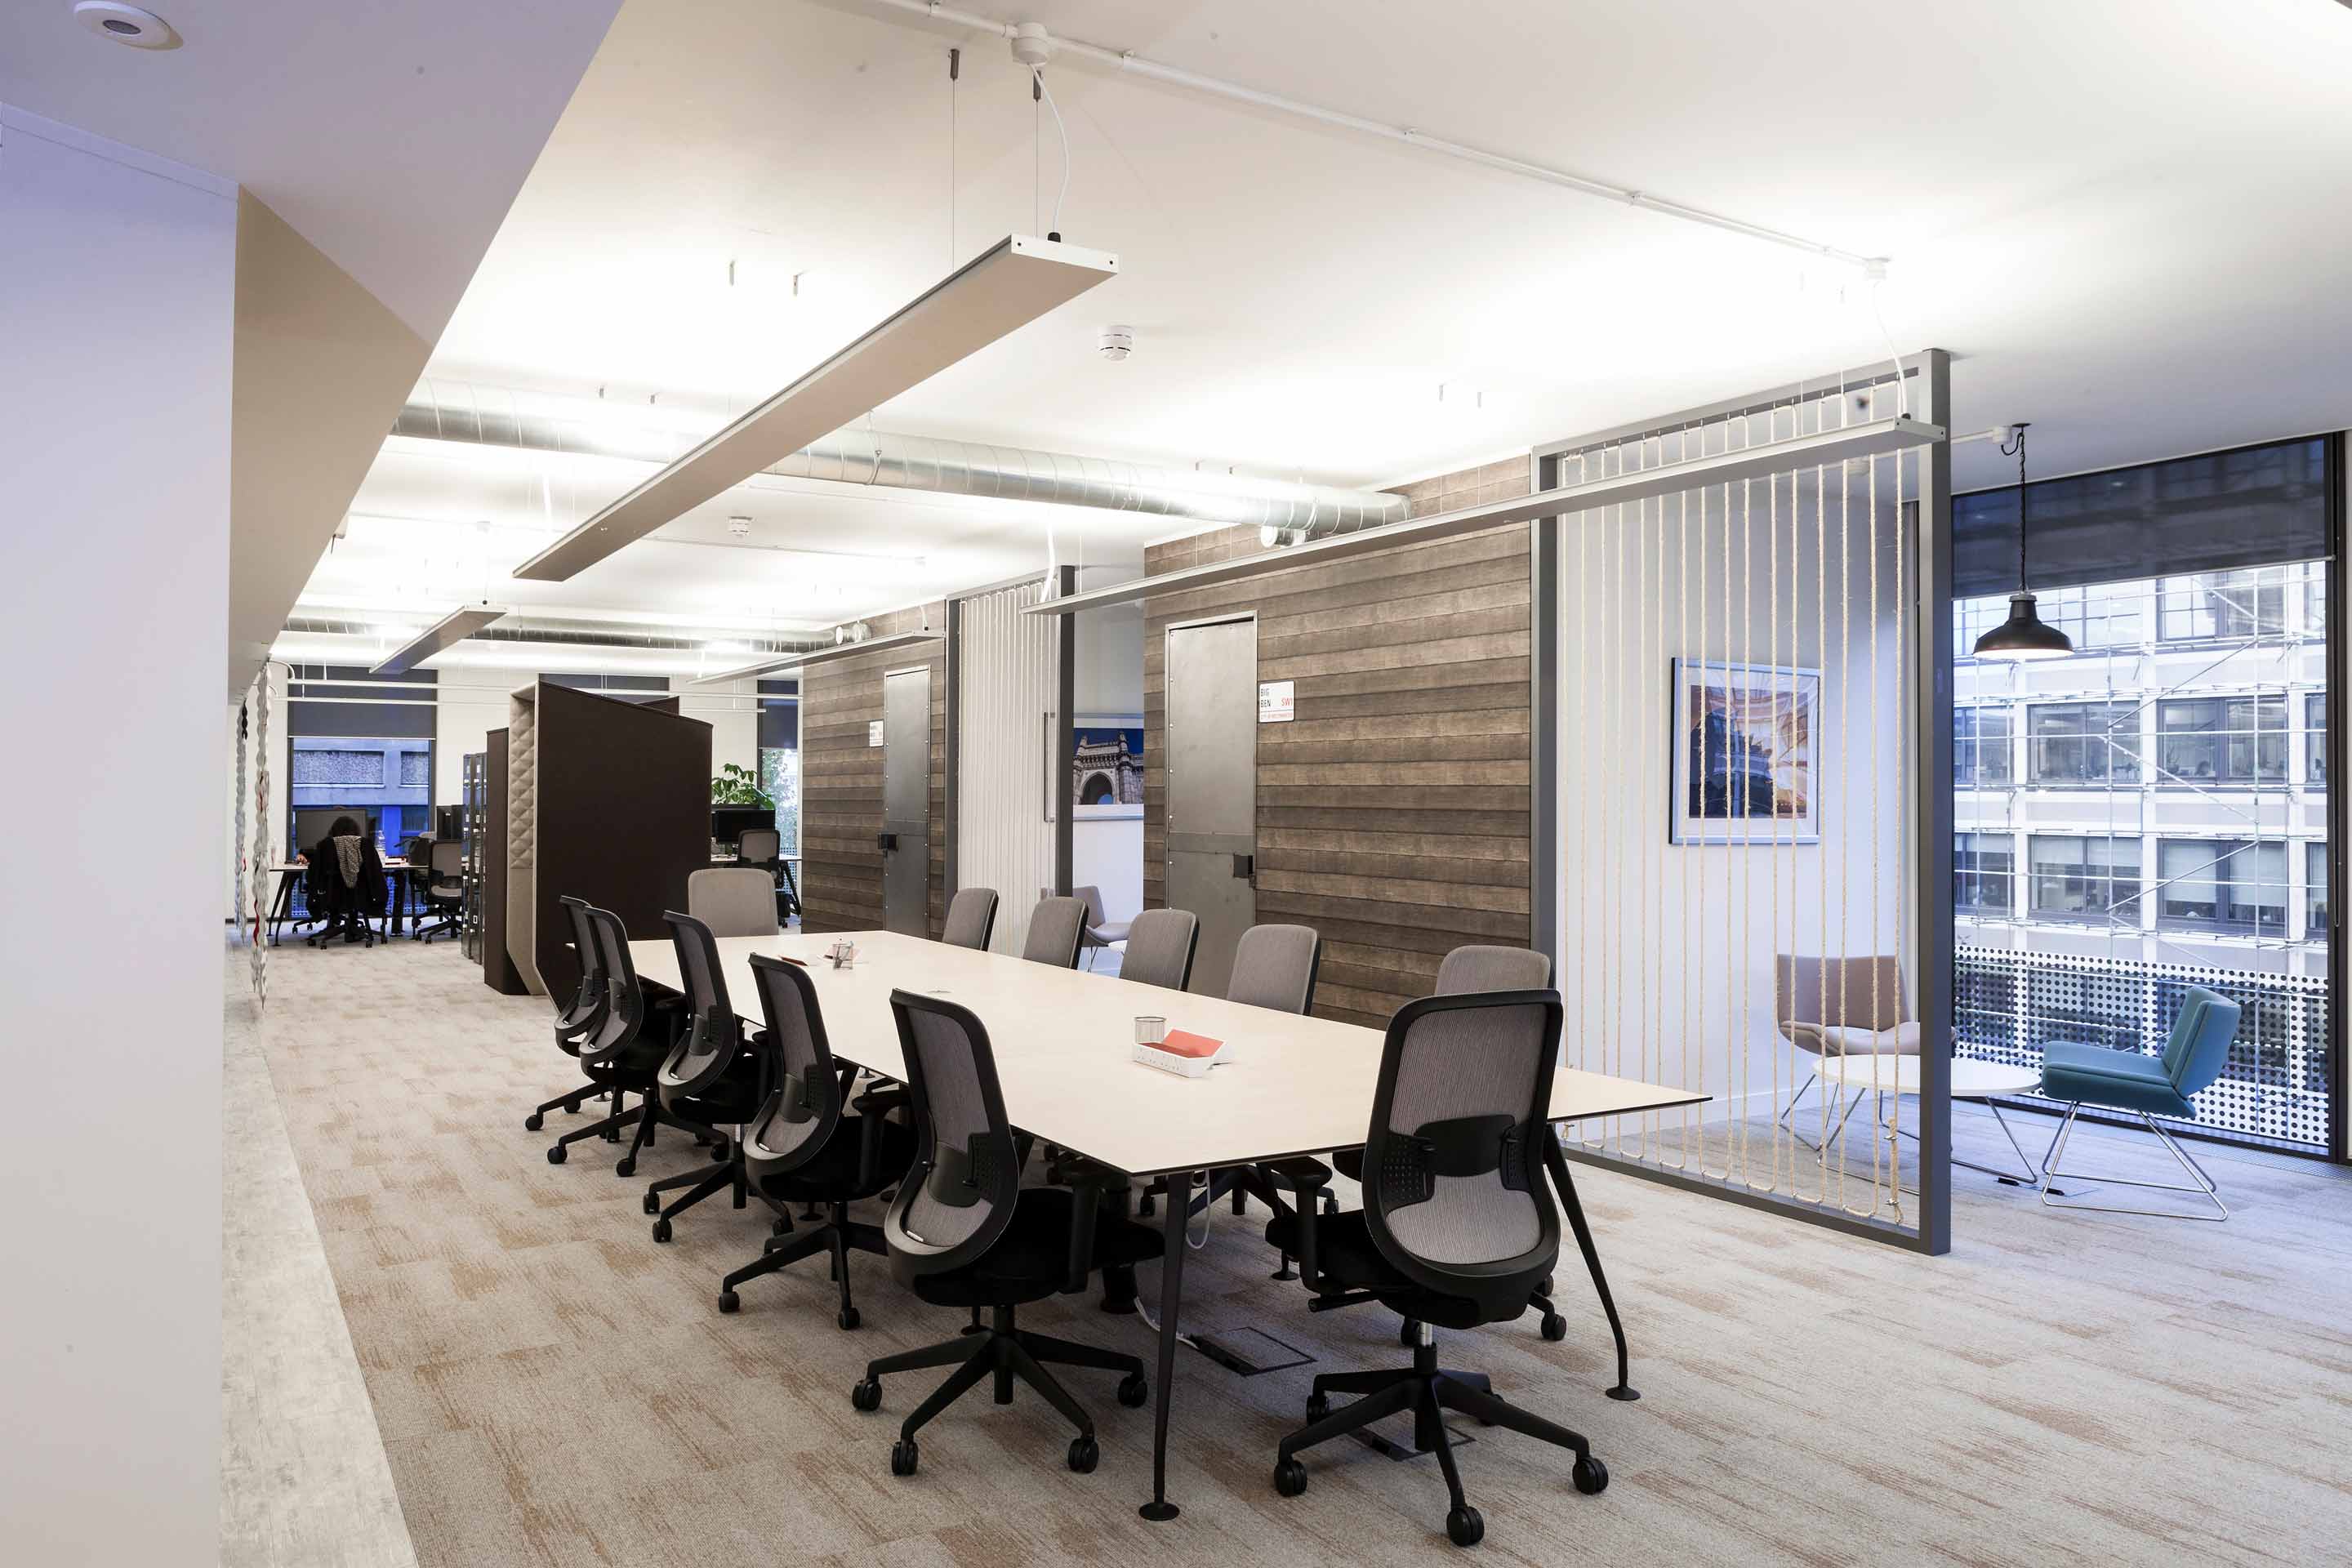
[393,388,1408,534]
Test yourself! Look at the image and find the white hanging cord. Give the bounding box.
[1031,67,1071,239]
[1868,271,1911,418]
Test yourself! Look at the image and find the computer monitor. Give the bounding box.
[710,804,774,851]
[435,804,464,840]
[292,807,371,859]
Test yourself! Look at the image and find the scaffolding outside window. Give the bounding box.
[2154,696,2288,787]
[2028,834,2144,923]
[2154,839,2290,937]
[2028,701,2142,786]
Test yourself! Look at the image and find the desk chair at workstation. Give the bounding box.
[303,815,384,948]
[642,911,765,1242]
[414,840,463,942]
[942,887,999,951]
[1263,988,1607,1547]
[850,991,1158,1478]
[734,826,801,924]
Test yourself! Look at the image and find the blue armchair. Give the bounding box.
[2037,987,2239,1221]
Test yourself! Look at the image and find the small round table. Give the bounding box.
[1814,1054,2050,1191]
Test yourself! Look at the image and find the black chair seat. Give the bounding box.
[581,1039,667,1088]
[753,1115,915,1203]
[1264,1208,1487,1330]
[911,1189,1159,1308]
[668,1063,762,1125]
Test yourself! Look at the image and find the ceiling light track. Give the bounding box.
[863,2,1882,270]
[369,604,510,674]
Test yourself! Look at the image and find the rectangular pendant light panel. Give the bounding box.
[512,235,1120,582]
[689,629,943,688]
[370,604,509,674]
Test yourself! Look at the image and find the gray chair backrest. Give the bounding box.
[1775,955,1908,1040]
[1119,908,1199,991]
[1435,945,1552,996]
[430,838,464,880]
[737,826,781,864]
[884,990,1018,1271]
[1228,923,1321,1014]
[1362,990,1563,1316]
[744,953,840,1174]
[1070,884,1107,925]
[1022,896,1087,968]
[580,906,645,1064]
[659,911,741,1094]
[688,866,778,938]
[555,894,605,1037]
[942,887,999,951]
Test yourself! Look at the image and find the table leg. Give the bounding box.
[1139,1170,1188,1522]
[1544,1129,1637,1401]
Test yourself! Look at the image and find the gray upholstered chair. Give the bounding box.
[687,866,780,939]
[942,887,999,951]
[1436,944,1553,996]
[1069,884,1131,969]
[1227,924,1321,1014]
[1774,954,1920,1150]
[1117,908,1199,991]
[1022,896,1088,969]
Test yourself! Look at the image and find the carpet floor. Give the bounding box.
[243,935,2352,1566]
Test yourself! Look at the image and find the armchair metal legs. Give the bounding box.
[2037,1102,2227,1221]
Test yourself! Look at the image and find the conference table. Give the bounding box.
[630,928,1705,1521]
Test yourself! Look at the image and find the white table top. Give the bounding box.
[1817,1054,2038,1098]
[630,929,1706,1179]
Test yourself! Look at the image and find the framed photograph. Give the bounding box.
[1669,658,1820,844]
[1067,714,1143,820]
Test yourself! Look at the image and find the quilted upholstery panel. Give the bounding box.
[506,689,543,995]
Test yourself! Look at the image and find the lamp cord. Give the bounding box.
[2001,422,2032,593]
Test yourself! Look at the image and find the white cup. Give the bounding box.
[1134,1015,1167,1046]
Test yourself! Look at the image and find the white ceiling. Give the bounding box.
[309,0,2352,666]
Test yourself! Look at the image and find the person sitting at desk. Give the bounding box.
[304,814,385,947]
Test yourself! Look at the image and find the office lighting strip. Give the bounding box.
[688,629,942,686]
[1024,414,1944,614]
[369,604,510,675]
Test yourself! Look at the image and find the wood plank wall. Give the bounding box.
[798,601,950,937]
[1143,457,1535,1028]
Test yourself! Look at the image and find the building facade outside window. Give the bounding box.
[2154,695,2287,786]
[1954,831,2014,917]
[2154,839,2289,936]
[2027,834,2143,923]
[1953,706,2012,790]
[2028,701,2142,786]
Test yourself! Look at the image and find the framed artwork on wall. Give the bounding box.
[1669,657,1820,844]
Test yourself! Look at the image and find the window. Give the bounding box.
[2156,839,2289,937]
[2038,581,2146,649]
[292,747,385,786]
[1953,706,2012,789]
[2029,835,2142,923]
[2309,842,2330,939]
[2310,693,2328,785]
[1955,832,2014,918]
[2304,561,2328,639]
[2028,702,2140,785]
[2154,696,2287,786]
[2158,566,2286,642]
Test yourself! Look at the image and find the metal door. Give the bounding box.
[881,666,931,937]
[1165,614,1258,995]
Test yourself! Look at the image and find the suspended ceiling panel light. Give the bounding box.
[1971,421,2074,662]
[688,630,942,687]
[1028,412,1946,615]
[370,604,510,674]
[512,234,1119,582]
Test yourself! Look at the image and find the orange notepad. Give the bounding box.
[1147,1030,1223,1058]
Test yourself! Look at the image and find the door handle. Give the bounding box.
[877,832,898,852]
[1232,853,1254,880]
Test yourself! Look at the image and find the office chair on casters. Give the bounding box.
[2037,985,2240,1222]
[1263,988,1605,1548]
[849,990,1159,1478]
[735,826,800,923]
[641,911,764,1242]
[541,903,675,1169]
[942,887,999,951]
[1115,908,1199,991]
[688,866,779,938]
[414,840,464,942]
[714,954,913,1325]
[1022,896,1089,968]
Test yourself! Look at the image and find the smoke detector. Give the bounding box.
[1010,21,1054,67]
[726,514,753,539]
[74,2,180,48]
[1098,325,1134,362]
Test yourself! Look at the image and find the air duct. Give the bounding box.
[394,387,1408,535]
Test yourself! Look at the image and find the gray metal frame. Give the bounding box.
[1162,609,1261,998]
[1530,350,1954,1255]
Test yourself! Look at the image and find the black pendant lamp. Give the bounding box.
[1971,421,2073,662]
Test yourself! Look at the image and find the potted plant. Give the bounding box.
[710,763,773,809]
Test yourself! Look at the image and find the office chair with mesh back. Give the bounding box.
[850,991,1159,1478]
[543,904,677,1172]
[1264,989,1605,1546]
[1022,897,1088,968]
[1116,909,1198,991]
[715,954,915,1325]
[736,826,798,921]
[526,895,611,1133]
[942,887,999,951]
[688,866,779,938]
[641,911,765,1241]
[415,840,464,942]
[400,835,434,934]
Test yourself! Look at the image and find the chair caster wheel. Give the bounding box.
[889,1438,918,1477]
[546,1146,566,1165]
[1539,1273,1554,1296]
[1272,1457,1307,1498]
[1305,1392,1330,1423]
[837,1307,861,1330]
[1399,1318,1420,1348]
[652,1218,672,1243]
[851,1377,882,1412]
[1573,1455,1608,1494]
[524,1113,544,1132]
[1540,1312,1567,1342]
[1446,1504,1484,1546]
[772,1218,792,1236]
[643,1192,660,1215]
[1067,1434,1099,1473]
[616,1158,635,1179]
[717,1290,740,1315]
[1117,1372,1149,1408]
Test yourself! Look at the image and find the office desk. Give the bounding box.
[265,860,414,942]
[632,929,1704,1521]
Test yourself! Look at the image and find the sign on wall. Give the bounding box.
[868,719,885,747]
[1258,679,1295,724]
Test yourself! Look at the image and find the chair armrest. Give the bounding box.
[1056,1155,1129,1293]
[1264,1159,1333,1293]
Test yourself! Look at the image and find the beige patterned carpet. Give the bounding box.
[239,936,2352,1566]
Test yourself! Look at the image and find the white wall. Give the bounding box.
[1071,598,1145,920]
[0,108,236,1565]
[428,665,759,806]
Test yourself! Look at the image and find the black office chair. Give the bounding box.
[1022,896,1088,968]
[714,954,914,1326]
[542,902,676,1172]
[942,887,999,951]
[400,834,434,932]
[736,826,800,922]
[641,911,764,1242]
[1115,908,1198,991]
[414,840,464,942]
[302,819,384,948]
[849,990,1158,1477]
[1263,988,1606,1546]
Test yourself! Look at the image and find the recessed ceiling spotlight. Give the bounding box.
[73,2,180,48]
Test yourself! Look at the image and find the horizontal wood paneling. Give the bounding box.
[1143,458,1539,1026]
[797,603,949,938]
